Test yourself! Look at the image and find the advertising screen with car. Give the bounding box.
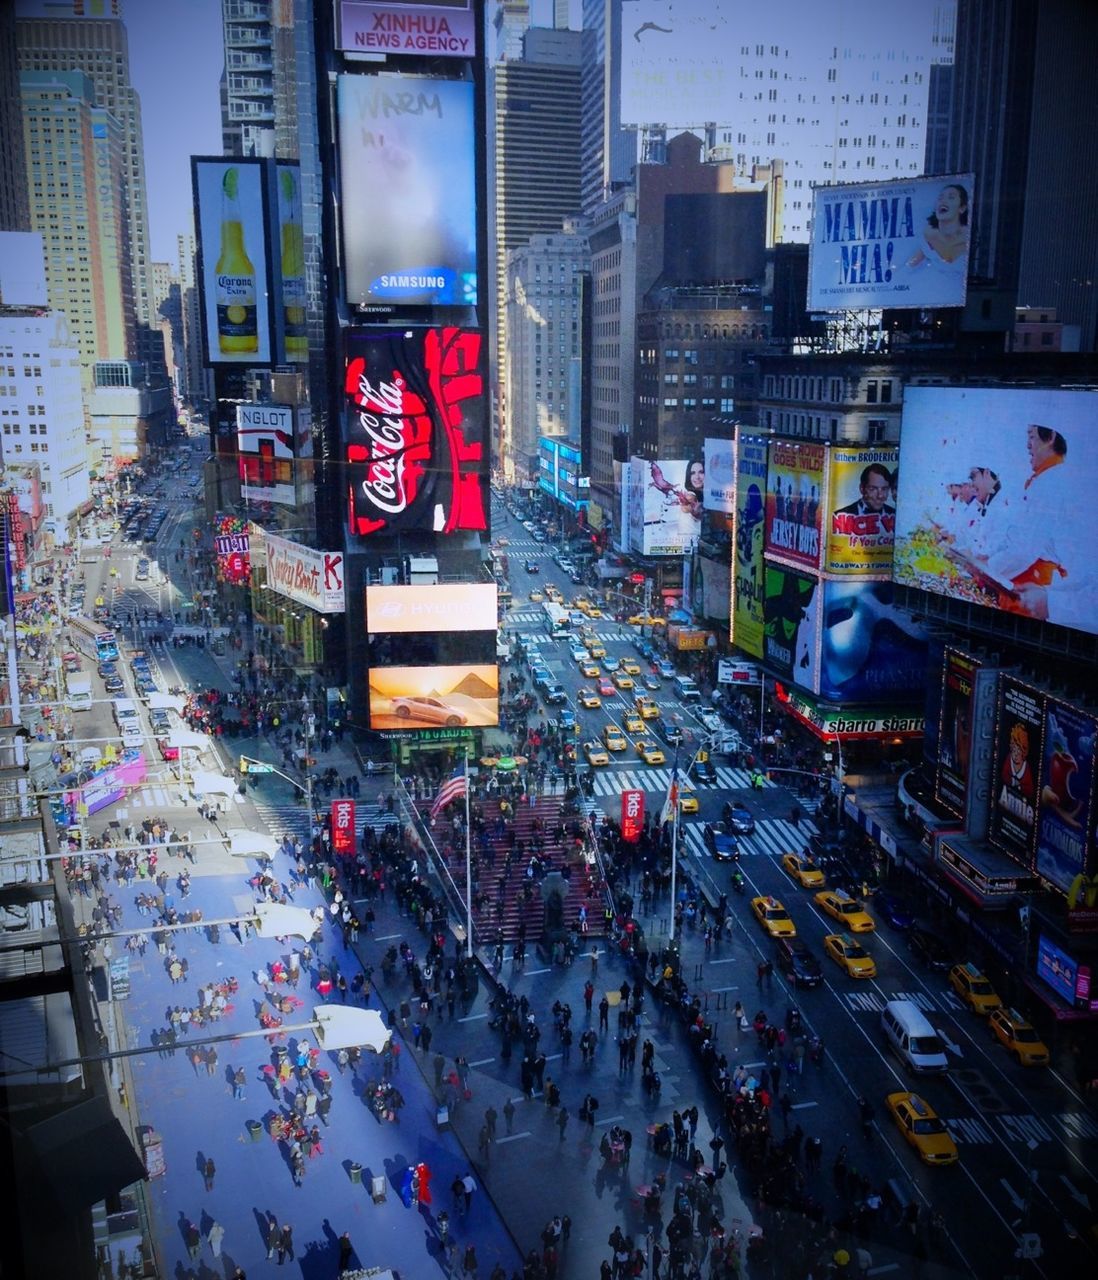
[368,664,498,729]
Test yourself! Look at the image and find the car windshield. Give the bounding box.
[970,980,995,995]
[910,1035,945,1054]
[1013,1027,1040,1043]
[839,901,859,914]
[846,944,868,959]
[912,1117,946,1135]
[766,908,790,921]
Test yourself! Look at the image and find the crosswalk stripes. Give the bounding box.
[589,765,769,797]
[678,816,817,861]
[505,628,629,644]
[126,785,174,810]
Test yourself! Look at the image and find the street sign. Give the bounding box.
[239,757,275,775]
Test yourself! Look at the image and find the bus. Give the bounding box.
[542,601,571,637]
[69,616,119,662]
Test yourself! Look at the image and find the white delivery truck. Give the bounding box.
[66,674,93,712]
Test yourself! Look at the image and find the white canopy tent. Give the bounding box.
[191,769,237,797]
[144,692,187,712]
[314,1005,391,1054]
[228,829,280,859]
[167,727,210,751]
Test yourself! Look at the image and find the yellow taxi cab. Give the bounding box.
[814,889,875,933]
[586,640,607,660]
[572,597,592,613]
[529,589,544,603]
[580,660,601,679]
[823,933,877,979]
[578,687,602,709]
[623,713,645,735]
[989,1007,1049,1066]
[634,739,665,766]
[885,1092,959,1166]
[602,724,627,752]
[751,895,797,938]
[679,785,699,815]
[587,606,603,619]
[781,852,826,889]
[583,740,610,767]
[949,963,1003,1016]
[613,671,635,691]
[621,659,641,676]
[628,614,667,627]
[545,585,562,602]
[635,694,661,720]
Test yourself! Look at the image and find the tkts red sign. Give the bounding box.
[344,326,487,537]
[331,799,356,857]
[621,789,644,844]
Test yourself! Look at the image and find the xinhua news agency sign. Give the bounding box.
[621,790,644,843]
[264,534,345,614]
[331,799,356,856]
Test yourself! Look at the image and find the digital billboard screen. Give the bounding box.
[368,663,498,729]
[807,173,973,311]
[343,326,487,539]
[626,457,704,556]
[1036,933,1083,1007]
[764,440,826,571]
[937,649,979,817]
[817,581,927,704]
[731,433,767,659]
[825,446,898,576]
[274,162,307,364]
[365,583,498,634]
[237,404,295,506]
[193,157,273,365]
[1036,699,1097,895]
[704,436,736,515]
[338,1,476,60]
[989,677,1044,867]
[763,565,818,684]
[895,387,1098,637]
[337,73,477,307]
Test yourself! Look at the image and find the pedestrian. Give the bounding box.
[557,1105,568,1141]
[599,996,609,1033]
[265,1215,279,1259]
[203,1155,216,1191]
[185,1220,201,1261]
[461,1171,477,1214]
[205,1045,218,1076]
[462,1243,478,1278]
[503,1097,516,1134]
[232,1065,246,1100]
[485,1105,498,1139]
[339,1233,355,1273]
[207,1221,225,1258]
[277,1224,294,1264]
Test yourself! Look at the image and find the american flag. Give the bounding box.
[430,766,467,822]
[661,752,680,825]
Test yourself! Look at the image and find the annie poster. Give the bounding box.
[989,678,1044,867]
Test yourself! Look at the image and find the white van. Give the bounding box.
[112,698,139,729]
[881,1000,949,1074]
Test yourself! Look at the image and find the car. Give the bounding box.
[104,675,125,694]
[814,889,875,932]
[656,659,675,678]
[628,614,666,627]
[572,596,591,611]
[586,642,607,659]
[557,708,578,732]
[531,665,552,686]
[635,695,660,720]
[529,590,544,602]
[674,675,702,701]
[621,659,640,676]
[544,586,562,603]
[543,682,567,705]
[703,822,739,861]
[603,656,621,672]
[662,724,685,746]
[531,532,545,543]
[678,785,699,815]
[587,607,603,619]
[496,537,510,547]
[157,736,180,761]
[693,756,717,784]
[525,560,540,573]
[989,1007,1049,1066]
[723,802,755,835]
[579,687,602,709]
[824,933,878,979]
[602,724,627,752]
[583,741,610,767]
[873,889,916,931]
[751,895,797,938]
[781,853,826,889]
[775,937,824,988]
[597,677,615,698]
[149,710,171,733]
[391,695,469,726]
[580,661,600,679]
[97,661,117,679]
[643,674,661,692]
[698,710,724,733]
[949,963,1003,1015]
[571,646,590,664]
[570,571,584,584]
[634,739,665,766]
[613,671,635,691]
[633,638,654,659]
[885,1092,958,1166]
[135,677,158,695]
[623,713,645,735]
[907,926,953,971]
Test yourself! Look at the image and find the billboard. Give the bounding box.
[764,440,826,571]
[365,583,497,634]
[265,535,346,614]
[817,581,928,703]
[703,436,736,515]
[895,387,1098,639]
[275,163,307,363]
[989,677,1044,867]
[1036,933,1088,1008]
[237,404,295,506]
[338,1,476,59]
[331,799,356,857]
[213,515,251,585]
[343,326,487,538]
[807,174,974,311]
[193,158,273,365]
[337,73,477,306]
[626,457,704,556]
[763,565,819,684]
[731,433,767,659]
[621,790,644,843]
[937,649,979,817]
[368,663,498,729]
[0,232,47,308]
[825,446,899,576]
[1036,699,1097,896]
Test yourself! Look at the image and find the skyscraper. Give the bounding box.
[579,0,631,214]
[17,0,155,360]
[0,0,30,232]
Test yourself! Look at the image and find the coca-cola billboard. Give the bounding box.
[344,326,487,539]
[621,789,645,844]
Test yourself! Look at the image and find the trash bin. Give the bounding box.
[349,1162,363,1185]
[246,1120,263,1143]
[371,1174,387,1203]
[436,1105,449,1130]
